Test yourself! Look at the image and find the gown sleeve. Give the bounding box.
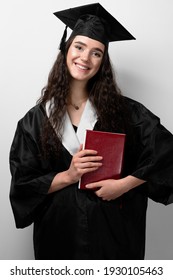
[128,99,173,205]
[9,108,57,228]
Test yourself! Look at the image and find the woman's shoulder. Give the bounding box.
[18,103,46,133]
[123,96,146,110]
[123,96,160,125]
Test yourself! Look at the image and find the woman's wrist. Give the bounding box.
[48,170,74,194]
[119,175,146,193]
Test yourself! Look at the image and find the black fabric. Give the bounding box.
[73,124,78,132]
[54,3,135,46]
[9,97,173,260]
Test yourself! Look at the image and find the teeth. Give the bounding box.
[76,64,89,70]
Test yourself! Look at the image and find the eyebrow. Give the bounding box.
[74,41,104,54]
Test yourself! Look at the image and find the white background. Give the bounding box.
[0,0,172,260]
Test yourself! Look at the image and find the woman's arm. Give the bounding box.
[85,176,146,201]
[48,146,103,193]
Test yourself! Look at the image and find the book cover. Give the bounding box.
[79,130,126,190]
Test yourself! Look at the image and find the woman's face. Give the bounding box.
[66,35,105,83]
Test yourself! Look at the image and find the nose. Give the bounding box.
[80,50,90,62]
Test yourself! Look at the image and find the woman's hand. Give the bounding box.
[66,145,103,184]
[48,145,102,193]
[85,179,126,201]
[85,176,146,201]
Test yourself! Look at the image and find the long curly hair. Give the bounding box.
[38,36,131,156]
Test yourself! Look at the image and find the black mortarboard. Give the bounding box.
[54,3,135,50]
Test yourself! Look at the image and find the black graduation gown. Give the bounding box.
[9,97,173,260]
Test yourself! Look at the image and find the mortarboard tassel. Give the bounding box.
[59,25,68,52]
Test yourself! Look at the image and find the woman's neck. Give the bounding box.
[66,80,88,119]
[68,79,89,101]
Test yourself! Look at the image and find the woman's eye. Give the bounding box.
[92,51,102,58]
[75,45,82,51]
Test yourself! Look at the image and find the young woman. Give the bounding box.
[9,3,173,260]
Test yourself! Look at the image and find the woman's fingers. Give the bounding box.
[77,149,98,157]
[67,148,103,182]
[76,155,103,163]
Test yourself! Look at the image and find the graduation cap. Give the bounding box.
[54,3,135,51]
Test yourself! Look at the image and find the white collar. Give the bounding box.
[45,99,98,155]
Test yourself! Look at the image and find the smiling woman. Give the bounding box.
[66,36,105,83]
[9,3,173,260]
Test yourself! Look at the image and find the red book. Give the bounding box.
[79,130,126,190]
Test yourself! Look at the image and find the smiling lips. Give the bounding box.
[75,62,90,70]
